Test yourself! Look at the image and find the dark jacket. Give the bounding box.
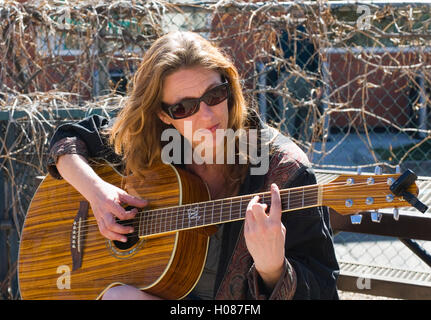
[47,112,339,300]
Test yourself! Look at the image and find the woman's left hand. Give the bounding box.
[244,183,286,290]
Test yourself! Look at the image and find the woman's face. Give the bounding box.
[159,66,229,152]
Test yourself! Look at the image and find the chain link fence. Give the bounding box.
[0,0,430,299]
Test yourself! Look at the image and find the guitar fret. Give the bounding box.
[187,204,191,228]
[231,196,239,220]
[140,212,144,237]
[199,203,202,227]
[138,211,142,237]
[170,207,174,233]
[167,208,170,233]
[152,212,156,235]
[161,209,166,234]
[153,211,157,235]
[193,204,196,228]
[302,187,305,208]
[175,206,179,234]
[172,207,176,232]
[195,203,199,228]
[150,213,153,235]
[288,189,290,211]
[154,211,158,235]
[219,199,223,223]
[156,211,160,234]
[211,200,214,224]
[157,211,161,234]
[145,212,149,236]
[213,200,220,224]
[229,198,232,221]
[182,205,185,230]
[203,202,207,226]
[155,211,159,234]
[149,212,153,235]
[144,212,148,236]
[162,210,165,233]
[144,212,150,235]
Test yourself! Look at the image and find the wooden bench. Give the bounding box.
[315,169,431,299]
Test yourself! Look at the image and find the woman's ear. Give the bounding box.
[158,111,172,125]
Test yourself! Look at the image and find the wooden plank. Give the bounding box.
[330,209,431,241]
[338,274,431,299]
[337,261,431,300]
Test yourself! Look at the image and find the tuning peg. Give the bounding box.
[356,167,362,175]
[395,165,401,174]
[374,166,382,175]
[350,214,363,224]
[371,210,383,223]
[393,208,400,221]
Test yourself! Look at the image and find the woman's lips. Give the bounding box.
[195,123,220,135]
[207,123,220,133]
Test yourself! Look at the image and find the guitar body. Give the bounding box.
[18,163,211,300]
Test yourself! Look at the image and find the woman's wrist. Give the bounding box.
[255,260,285,291]
[57,154,104,202]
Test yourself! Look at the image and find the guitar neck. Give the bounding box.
[137,185,321,237]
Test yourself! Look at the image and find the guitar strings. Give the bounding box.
[65,180,393,235]
[60,184,322,234]
[65,179,393,235]
[121,179,394,238]
[59,180,394,238]
[64,194,323,241]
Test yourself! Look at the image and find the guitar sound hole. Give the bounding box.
[112,206,140,250]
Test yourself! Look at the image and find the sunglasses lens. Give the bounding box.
[170,101,198,119]
[203,84,228,106]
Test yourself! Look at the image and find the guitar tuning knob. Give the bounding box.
[371,210,383,223]
[350,214,363,224]
[393,208,400,221]
[374,166,382,175]
[356,167,362,175]
[395,165,401,174]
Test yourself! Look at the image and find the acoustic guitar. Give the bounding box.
[18,162,421,300]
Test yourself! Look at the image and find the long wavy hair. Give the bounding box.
[109,31,251,191]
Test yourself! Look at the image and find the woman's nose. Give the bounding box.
[197,101,214,118]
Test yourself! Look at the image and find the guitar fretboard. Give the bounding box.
[137,185,321,237]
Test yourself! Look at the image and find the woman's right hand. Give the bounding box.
[88,180,148,243]
[56,154,148,243]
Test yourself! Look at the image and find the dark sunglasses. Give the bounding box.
[161,82,230,119]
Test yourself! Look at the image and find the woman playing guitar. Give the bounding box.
[47,31,339,300]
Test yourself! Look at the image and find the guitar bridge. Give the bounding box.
[71,201,89,271]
